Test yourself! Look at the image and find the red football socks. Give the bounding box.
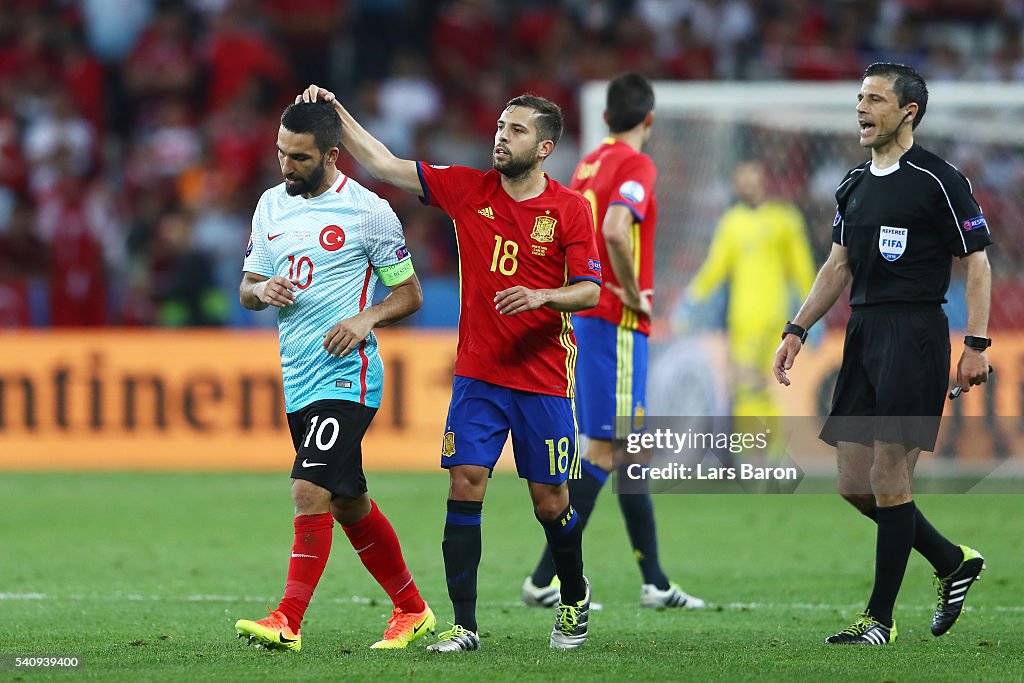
[277,512,334,632]
[342,500,426,614]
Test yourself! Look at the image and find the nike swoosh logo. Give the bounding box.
[301,459,327,468]
[268,233,285,241]
[279,632,298,643]
[413,620,427,635]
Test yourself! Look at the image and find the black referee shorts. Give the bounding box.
[287,399,377,499]
[820,305,950,452]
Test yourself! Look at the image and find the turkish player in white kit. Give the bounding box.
[234,100,435,652]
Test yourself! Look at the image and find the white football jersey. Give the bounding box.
[243,173,413,411]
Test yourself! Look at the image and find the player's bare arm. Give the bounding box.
[955,249,992,392]
[773,243,852,386]
[297,84,423,197]
[494,281,600,316]
[323,273,423,357]
[240,271,298,310]
[601,203,652,317]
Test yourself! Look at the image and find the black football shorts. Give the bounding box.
[820,305,950,452]
[287,399,377,499]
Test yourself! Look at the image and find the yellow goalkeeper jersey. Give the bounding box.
[689,200,816,334]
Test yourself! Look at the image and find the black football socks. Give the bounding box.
[617,466,670,590]
[539,504,587,605]
[859,503,964,578]
[530,461,606,587]
[866,500,916,627]
[443,499,483,632]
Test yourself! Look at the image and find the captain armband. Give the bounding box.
[376,259,416,286]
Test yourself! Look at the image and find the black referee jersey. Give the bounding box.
[832,144,993,307]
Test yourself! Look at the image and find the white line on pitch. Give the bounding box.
[2,593,1022,613]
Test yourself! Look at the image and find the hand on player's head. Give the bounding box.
[296,84,336,105]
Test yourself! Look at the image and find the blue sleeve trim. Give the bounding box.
[416,162,432,206]
[609,200,644,223]
[570,276,603,287]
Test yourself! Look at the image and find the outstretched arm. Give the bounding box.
[773,243,851,385]
[298,84,423,196]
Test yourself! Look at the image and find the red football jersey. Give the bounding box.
[570,138,657,335]
[417,163,602,397]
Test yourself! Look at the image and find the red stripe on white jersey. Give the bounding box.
[357,264,373,403]
[357,342,369,405]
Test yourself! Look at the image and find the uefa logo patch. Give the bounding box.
[878,226,907,262]
[962,215,987,232]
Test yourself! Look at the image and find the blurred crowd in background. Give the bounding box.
[2,0,1024,329]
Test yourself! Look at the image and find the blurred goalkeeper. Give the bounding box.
[774,63,992,646]
[522,74,706,611]
[686,159,816,418]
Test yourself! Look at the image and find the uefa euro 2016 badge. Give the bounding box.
[531,215,557,243]
[879,225,907,262]
[618,180,646,204]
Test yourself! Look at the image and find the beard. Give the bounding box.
[284,163,326,196]
[493,149,536,179]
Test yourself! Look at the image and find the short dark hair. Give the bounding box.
[863,62,928,129]
[606,73,655,133]
[280,100,341,154]
[504,94,563,146]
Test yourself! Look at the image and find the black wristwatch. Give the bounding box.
[964,335,991,351]
[782,321,808,344]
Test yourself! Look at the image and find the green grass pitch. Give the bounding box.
[1,472,1021,682]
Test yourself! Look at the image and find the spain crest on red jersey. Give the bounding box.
[531,215,557,243]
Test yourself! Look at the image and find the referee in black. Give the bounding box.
[773,63,992,645]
